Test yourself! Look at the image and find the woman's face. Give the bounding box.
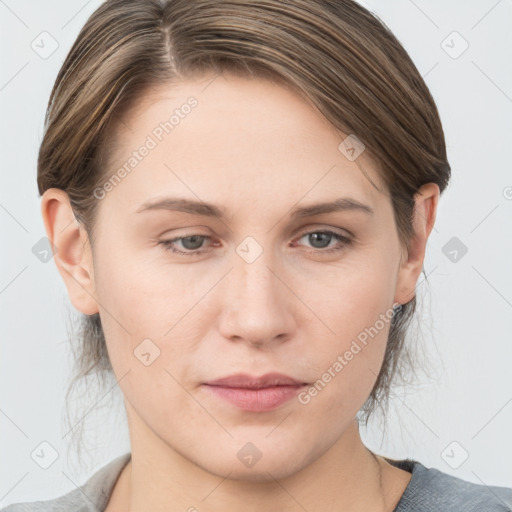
[78,72,427,479]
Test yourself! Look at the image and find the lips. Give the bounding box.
[203,373,307,412]
[206,372,305,389]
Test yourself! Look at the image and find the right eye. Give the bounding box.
[159,235,213,256]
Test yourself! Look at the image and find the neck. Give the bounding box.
[108,417,410,512]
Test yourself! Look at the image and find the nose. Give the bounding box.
[217,245,297,348]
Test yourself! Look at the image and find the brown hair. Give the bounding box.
[38,0,450,454]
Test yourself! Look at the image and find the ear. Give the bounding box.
[394,182,440,306]
[40,188,99,315]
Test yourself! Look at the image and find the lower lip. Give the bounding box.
[203,384,304,412]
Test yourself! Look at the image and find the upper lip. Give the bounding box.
[205,372,306,389]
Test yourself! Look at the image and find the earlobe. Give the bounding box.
[41,188,99,315]
[394,183,440,306]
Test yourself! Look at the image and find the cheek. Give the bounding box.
[296,255,398,411]
[93,239,185,330]
[92,242,213,386]
[92,251,202,425]
[299,250,398,343]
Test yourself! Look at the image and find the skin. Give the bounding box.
[42,72,438,511]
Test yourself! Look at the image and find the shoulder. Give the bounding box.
[0,453,131,512]
[387,458,512,512]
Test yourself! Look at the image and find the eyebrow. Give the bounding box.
[135,196,374,219]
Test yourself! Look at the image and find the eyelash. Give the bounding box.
[159,229,352,257]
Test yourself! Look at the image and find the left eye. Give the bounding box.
[159,230,351,257]
[295,230,351,253]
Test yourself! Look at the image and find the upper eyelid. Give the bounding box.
[162,224,353,238]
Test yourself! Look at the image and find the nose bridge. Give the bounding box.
[218,234,295,344]
[233,234,281,305]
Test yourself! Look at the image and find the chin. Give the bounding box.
[192,445,313,482]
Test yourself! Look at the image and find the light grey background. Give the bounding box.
[1,0,511,507]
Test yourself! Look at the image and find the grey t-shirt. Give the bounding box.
[2,453,511,511]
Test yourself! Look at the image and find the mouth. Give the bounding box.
[202,373,309,412]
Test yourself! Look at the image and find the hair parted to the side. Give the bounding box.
[38,0,450,458]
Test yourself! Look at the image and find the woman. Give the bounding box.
[3,0,511,510]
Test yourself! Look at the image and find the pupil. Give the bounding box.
[310,232,331,248]
[183,235,203,250]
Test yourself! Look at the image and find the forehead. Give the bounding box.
[103,73,387,213]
